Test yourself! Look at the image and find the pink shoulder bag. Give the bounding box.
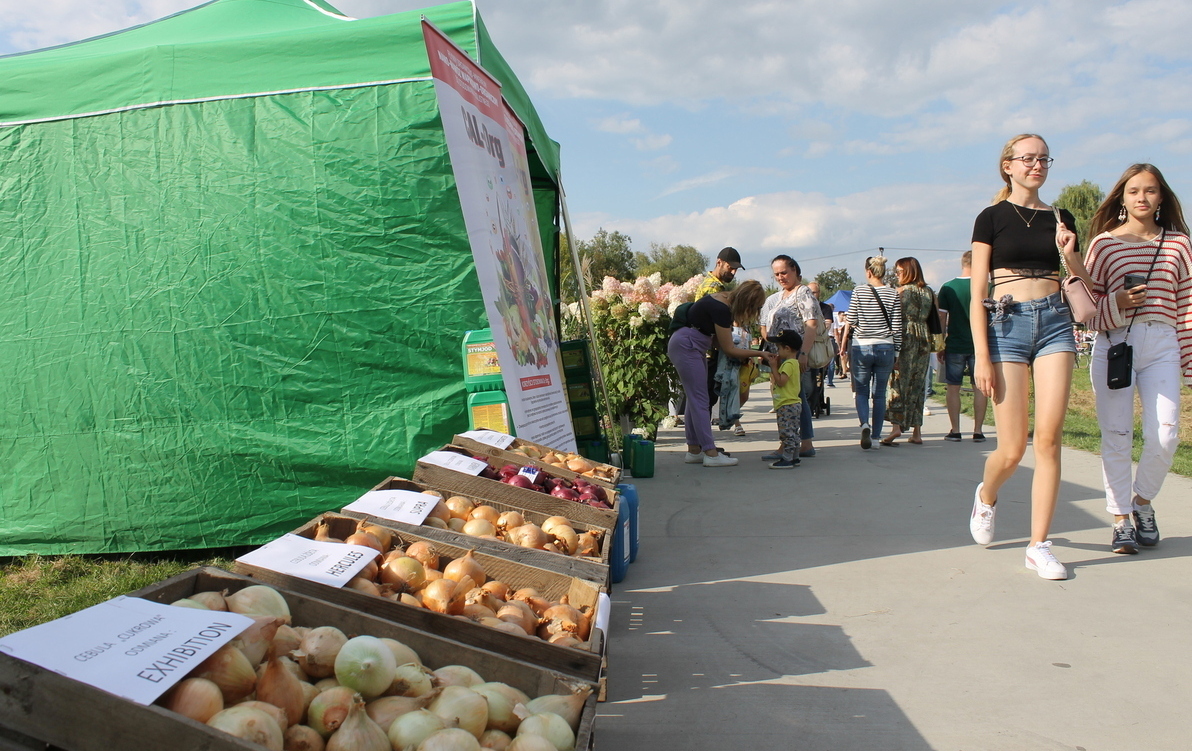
[1053,207,1096,323]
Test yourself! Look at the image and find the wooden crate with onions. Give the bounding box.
[0,567,597,751]
[451,433,622,490]
[233,512,607,683]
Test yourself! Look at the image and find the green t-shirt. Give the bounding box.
[773,357,802,408]
[937,276,973,355]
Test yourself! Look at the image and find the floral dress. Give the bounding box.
[885,284,934,429]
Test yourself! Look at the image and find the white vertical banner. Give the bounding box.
[423,21,576,452]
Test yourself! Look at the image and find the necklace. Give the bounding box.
[1009,202,1043,228]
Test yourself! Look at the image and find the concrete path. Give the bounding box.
[598,382,1192,751]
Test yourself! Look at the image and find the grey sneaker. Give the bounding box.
[1111,520,1139,555]
[1133,505,1159,546]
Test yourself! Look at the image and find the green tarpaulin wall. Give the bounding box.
[0,0,562,555]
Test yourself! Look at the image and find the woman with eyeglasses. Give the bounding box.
[967,134,1094,581]
[1084,164,1192,554]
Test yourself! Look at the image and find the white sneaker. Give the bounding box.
[703,452,738,467]
[969,482,995,545]
[860,423,872,450]
[684,452,704,464]
[1025,541,1068,580]
[870,441,881,450]
[924,407,933,416]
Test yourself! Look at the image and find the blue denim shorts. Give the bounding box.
[986,291,1077,364]
[943,353,976,385]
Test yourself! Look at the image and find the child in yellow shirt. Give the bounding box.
[762,330,803,469]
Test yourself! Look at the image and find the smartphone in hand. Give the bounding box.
[1124,273,1147,289]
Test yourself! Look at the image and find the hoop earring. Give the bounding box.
[1119,206,1127,222]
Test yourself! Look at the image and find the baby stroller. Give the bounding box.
[807,365,830,418]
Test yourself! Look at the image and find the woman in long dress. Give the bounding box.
[883,257,934,445]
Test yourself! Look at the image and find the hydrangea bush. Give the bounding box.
[562,272,704,440]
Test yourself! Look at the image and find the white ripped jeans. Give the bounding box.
[1090,321,1182,516]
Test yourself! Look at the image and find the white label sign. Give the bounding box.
[0,596,254,705]
[419,450,489,475]
[236,534,379,586]
[594,593,611,637]
[458,430,517,449]
[343,489,437,526]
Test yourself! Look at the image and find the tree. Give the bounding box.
[1054,180,1104,252]
[814,267,857,300]
[578,228,635,284]
[633,242,708,285]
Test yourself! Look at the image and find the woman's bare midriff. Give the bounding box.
[990,269,1061,303]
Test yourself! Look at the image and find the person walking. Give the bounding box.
[846,256,902,450]
[759,255,821,459]
[668,280,768,467]
[967,133,1093,581]
[883,257,933,445]
[937,251,989,441]
[1085,163,1192,554]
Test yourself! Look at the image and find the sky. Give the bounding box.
[4,0,1192,287]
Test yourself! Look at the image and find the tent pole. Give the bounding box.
[557,183,620,458]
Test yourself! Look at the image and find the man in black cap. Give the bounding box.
[695,247,744,299]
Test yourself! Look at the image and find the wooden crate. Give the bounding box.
[0,567,597,751]
[452,433,622,490]
[233,512,605,682]
[350,476,612,583]
[414,445,619,531]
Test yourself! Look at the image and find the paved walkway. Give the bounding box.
[598,382,1192,751]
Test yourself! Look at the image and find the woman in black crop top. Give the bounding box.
[965,133,1095,582]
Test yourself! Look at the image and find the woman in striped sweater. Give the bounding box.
[1086,164,1192,554]
[845,255,902,450]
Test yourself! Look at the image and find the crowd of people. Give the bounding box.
[665,133,1192,581]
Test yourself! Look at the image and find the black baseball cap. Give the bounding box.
[717,247,744,269]
[767,329,804,350]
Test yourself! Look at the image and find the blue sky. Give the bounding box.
[5,0,1192,287]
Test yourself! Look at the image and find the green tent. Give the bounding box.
[0,0,562,555]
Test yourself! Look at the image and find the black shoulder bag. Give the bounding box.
[868,285,894,335]
[1106,229,1163,390]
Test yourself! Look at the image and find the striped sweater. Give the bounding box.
[1085,229,1192,382]
[846,284,903,352]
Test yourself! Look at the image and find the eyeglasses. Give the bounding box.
[1008,156,1054,168]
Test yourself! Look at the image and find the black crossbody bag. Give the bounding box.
[1106,230,1163,390]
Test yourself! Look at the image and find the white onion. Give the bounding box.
[506,735,556,751]
[379,638,422,668]
[416,728,482,751]
[335,636,397,699]
[432,665,484,688]
[388,708,446,750]
[226,585,291,621]
[514,713,573,751]
[207,706,284,750]
[430,685,488,738]
[389,662,435,697]
[521,692,587,731]
[470,683,522,734]
[162,677,223,723]
[479,729,513,750]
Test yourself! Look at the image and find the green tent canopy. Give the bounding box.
[0,0,562,555]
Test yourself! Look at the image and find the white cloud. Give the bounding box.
[632,133,672,151]
[595,115,644,134]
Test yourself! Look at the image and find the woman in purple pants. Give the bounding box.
[668,280,768,467]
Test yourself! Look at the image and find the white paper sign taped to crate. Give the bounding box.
[419,450,489,475]
[343,489,437,526]
[236,534,379,586]
[0,595,254,705]
[458,429,517,449]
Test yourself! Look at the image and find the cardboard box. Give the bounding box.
[234,512,606,682]
[0,567,597,751]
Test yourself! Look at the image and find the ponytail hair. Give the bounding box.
[994,133,1047,203]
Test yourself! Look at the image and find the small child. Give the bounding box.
[763,330,803,469]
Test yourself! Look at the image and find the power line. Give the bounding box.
[797,245,967,263]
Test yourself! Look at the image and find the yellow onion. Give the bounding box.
[546,634,583,648]
[425,498,452,524]
[307,686,356,738]
[233,615,286,666]
[404,541,440,572]
[314,521,341,543]
[574,533,600,558]
[295,626,348,679]
[283,724,326,751]
[507,525,550,550]
[495,603,537,636]
[301,681,321,717]
[207,706,284,750]
[171,598,208,609]
[521,691,588,732]
[548,526,578,556]
[478,617,525,636]
[398,593,423,608]
[448,518,467,532]
[358,559,380,582]
[357,522,394,552]
[335,636,397,700]
[481,581,510,602]
[257,656,307,727]
[226,585,291,622]
[387,709,446,751]
[190,590,229,611]
[315,677,341,692]
[536,618,580,643]
[162,677,223,723]
[468,505,501,525]
[237,701,288,732]
[514,713,573,751]
[379,637,421,668]
[421,490,444,499]
[365,693,437,732]
[541,599,580,625]
[496,511,524,532]
[443,551,487,586]
[479,729,513,750]
[432,665,483,688]
[424,517,450,530]
[462,519,496,537]
[420,579,460,615]
[429,686,489,739]
[574,609,592,642]
[444,495,476,520]
[344,530,384,555]
[269,624,303,661]
[418,728,483,751]
[345,577,382,597]
[326,694,389,751]
[512,590,550,618]
[380,556,427,591]
[471,683,524,734]
[539,517,570,536]
[193,644,257,703]
[461,603,497,622]
[388,662,435,698]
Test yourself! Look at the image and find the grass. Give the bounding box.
[0,550,236,637]
[949,363,1192,477]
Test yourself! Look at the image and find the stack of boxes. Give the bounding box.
[461,329,513,434]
